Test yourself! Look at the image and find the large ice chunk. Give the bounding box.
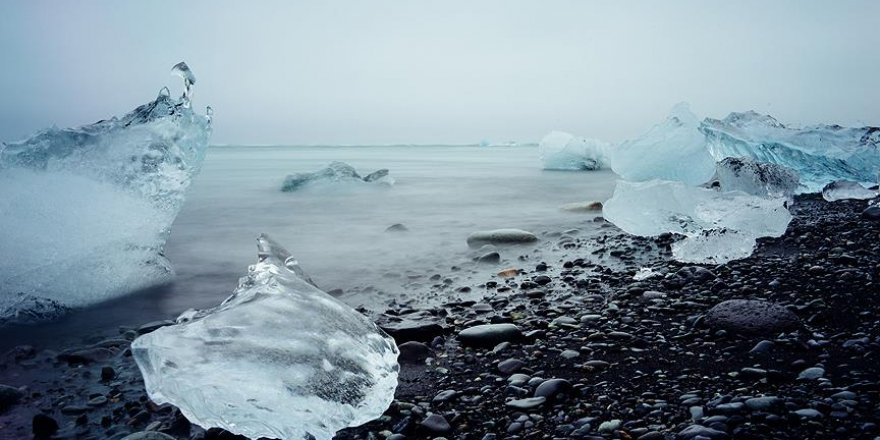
[714,157,800,198]
[0,62,211,323]
[821,180,878,202]
[701,111,880,192]
[610,103,716,185]
[538,131,611,171]
[131,234,400,440]
[603,180,792,263]
[282,161,394,192]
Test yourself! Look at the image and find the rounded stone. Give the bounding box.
[466,229,538,248]
[704,299,799,334]
[458,324,523,347]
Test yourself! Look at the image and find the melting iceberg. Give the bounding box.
[131,234,400,440]
[610,103,716,185]
[701,111,880,192]
[282,161,394,192]
[538,131,611,171]
[714,157,800,198]
[0,62,211,323]
[822,180,878,202]
[603,180,792,263]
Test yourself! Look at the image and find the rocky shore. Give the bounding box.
[1,194,878,440]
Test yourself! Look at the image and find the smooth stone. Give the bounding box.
[466,229,538,248]
[0,384,23,411]
[704,299,799,334]
[497,358,525,374]
[385,223,409,233]
[745,396,781,411]
[477,252,501,264]
[32,414,59,438]
[598,419,621,433]
[433,390,458,403]
[458,324,523,348]
[560,201,603,212]
[533,378,572,399]
[798,367,825,380]
[794,408,823,419]
[420,414,452,433]
[749,340,775,354]
[676,424,729,439]
[560,349,580,359]
[397,341,432,363]
[505,397,546,410]
[121,433,176,440]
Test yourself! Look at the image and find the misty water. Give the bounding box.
[1,144,618,350]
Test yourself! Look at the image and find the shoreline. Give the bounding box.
[1,194,878,439]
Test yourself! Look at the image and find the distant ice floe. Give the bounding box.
[538,131,611,171]
[0,62,211,324]
[282,161,394,191]
[132,234,399,440]
[544,102,878,264]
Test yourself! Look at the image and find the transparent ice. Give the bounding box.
[538,131,611,171]
[282,161,394,192]
[0,62,211,323]
[610,103,716,185]
[131,234,400,440]
[821,180,878,202]
[714,157,800,198]
[603,180,791,263]
[701,111,880,192]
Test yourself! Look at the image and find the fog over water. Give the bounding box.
[1,1,878,146]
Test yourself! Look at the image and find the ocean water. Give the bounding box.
[1,145,618,349]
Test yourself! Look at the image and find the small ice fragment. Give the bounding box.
[821,180,878,202]
[171,61,196,106]
[633,268,660,281]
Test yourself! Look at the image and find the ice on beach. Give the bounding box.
[610,103,716,185]
[603,180,791,263]
[282,161,394,191]
[701,111,880,192]
[131,234,400,440]
[538,131,611,171]
[822,180,878,202]
[0,62,211,323]
[714,157,800,198]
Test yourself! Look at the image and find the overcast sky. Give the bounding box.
[1,1,877,145]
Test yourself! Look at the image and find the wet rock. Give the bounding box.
[478,252,501,264]
[421,414,452,434]
[676,424,729,439]
[505,397,546,410]
[101,366,117,381]
[534,378,573,400]
[385,223,409,232]
[121,432,177,440]
[0,384,23,412]
[497,358,525,374]
[32,414,59,438]
[458,324,523,347]
[466,229,538,248]
[797,367,825,380]
[704,299,799,334]
[378,313,446,342]
[398,341,431,363]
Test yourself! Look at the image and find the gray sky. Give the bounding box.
[1,1,877,145]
